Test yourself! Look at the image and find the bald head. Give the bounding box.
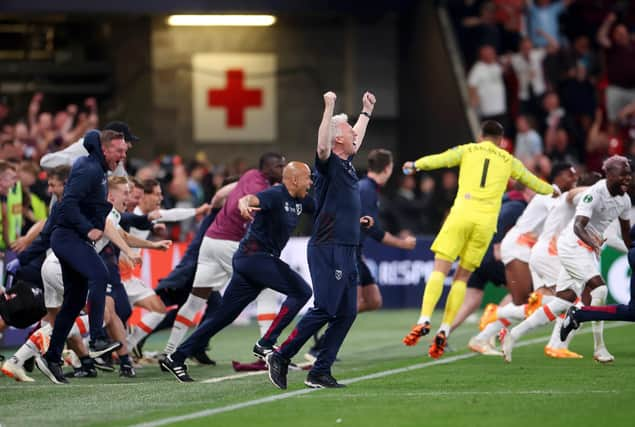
[283,161,312,198]
[283,161,310,179]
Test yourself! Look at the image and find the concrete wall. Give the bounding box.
[147,15,399,169]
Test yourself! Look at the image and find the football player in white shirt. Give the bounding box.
[530,173,601,358]
[474,164,576,345]
[502,156,632,363]
[120,178,210,312]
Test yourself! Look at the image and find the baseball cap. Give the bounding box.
[104,121,140,143]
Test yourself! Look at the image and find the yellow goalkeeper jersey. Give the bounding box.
[414,140,553,226]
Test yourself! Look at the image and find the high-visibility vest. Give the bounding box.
[7,181,23,243]
[30,192,48,221]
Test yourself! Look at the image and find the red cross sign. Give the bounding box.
[208,70,263,127]
[192,53,276,142]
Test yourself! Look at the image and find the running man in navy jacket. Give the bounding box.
[37,129,129,384]
[160,162,315,382]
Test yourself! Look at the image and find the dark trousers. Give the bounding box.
[278,244,358,376]
[575,248,635,323]
[44,228,110,363]
[172,253,311,362]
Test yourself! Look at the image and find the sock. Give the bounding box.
[547,316,564,349]
[590,286,608,351]
[256,289,281,337]
[418,271,446,324]
[80,355,93,368]
[164,294,206,354]
[441,280,467,330]
[69,315,90,337]
[438,323,452,337]
[13,340,39,365]
[128,312,166,349]
[21,322,53,360]
[563,322,578,348]
[475,319,507,341]
[497,303,526,321]
[511,298,571,340]
[119,354,131,366]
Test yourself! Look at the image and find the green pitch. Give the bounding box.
[1,310,634,427]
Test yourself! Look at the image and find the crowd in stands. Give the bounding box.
[0,93,247,248]
[448,0,635,173]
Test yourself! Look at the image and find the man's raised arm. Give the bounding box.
[352,91,376,153]
[317,92,337,160]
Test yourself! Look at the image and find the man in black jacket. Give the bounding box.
[37,129,128,384]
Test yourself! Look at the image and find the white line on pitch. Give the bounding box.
[129,322,629,427]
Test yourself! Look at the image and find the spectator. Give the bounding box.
[510,37,548,116]
[388,175,435,235]
[568,34,599,79]
[0,161,18,253]
[597,13,635,123]
[186,160,208,207]
[468,45,508,128]
[417,175,438,234]
[542,37,570,90]
[542,91,583,162]
[559,61,596,118]
[494,0,525,53]
[448,0,484,65]
[18,161,47,232]
[514,114,543,163]
[545,125,579,164]
[433,170,459,221]
[526,0,573,48]
[585,108,623,172]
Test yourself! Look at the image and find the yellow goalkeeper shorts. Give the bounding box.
[430,210,495,272]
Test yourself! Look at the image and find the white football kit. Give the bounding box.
[529,191,581,289]
[556,180,630,296]
[501,186,558,265]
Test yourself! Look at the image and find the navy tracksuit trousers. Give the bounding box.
[44,228,109,363]
[172,252,311,363]
[278,244,358,375]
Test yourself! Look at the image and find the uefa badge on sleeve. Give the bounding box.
[335,270,343,280]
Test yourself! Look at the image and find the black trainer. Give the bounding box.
[304,372,345,389]
[35,357,68,385]
[560,306,580,341]
[89,338,122,359]
[265,352,289,390]
[65,365,98,378]
[253,341,275,360]
[158,353,169,372]
[191,350,216,366]
[23,356,35,373]
[119,363,136,378]
[93,354,115,372]
[160,355,193,383]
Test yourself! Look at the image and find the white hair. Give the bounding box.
[602,155,630,174]
[329,113,349,145]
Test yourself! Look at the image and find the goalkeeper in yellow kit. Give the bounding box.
[401,121,555,359]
